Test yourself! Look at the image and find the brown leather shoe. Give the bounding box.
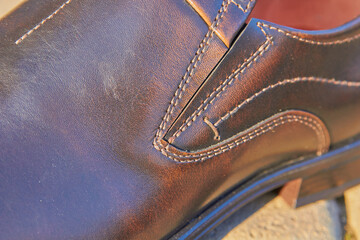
[0,0,359,239]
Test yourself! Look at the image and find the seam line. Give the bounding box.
[15,0,73,45]
[231,0,255,13]
[168,23,273,142]
[154,0,231,144]
[169,21,360,142]
[259,22,360,45]
[157,114,328,162]
[215,77,360,126]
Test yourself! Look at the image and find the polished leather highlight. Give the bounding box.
[0,0,359,239]
[164,18,360,152]
[185,0,256,46]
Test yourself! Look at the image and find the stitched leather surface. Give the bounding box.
[160,110,330,162]
[155,0,255,144]
[186,0,256,46]
[0,0,249,239]
[165,18,360,152]
[0,0,359,239]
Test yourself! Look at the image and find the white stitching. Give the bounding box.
[168,23,273,142]
[169,116,326,158]
[232,0,255,13]
[15,0,73,45]
[154,14,359,162]
[259,22,360,45]
[215,77,360,126]
[203,116,220,140]
[169,20,360,142]
[231,0,245,12]
[159,114,328,162]
[154,0,232,143]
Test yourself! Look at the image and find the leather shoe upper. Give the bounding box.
[0,0,359,239]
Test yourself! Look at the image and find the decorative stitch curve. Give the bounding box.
[215,77,360,126]
[167,22,273,142]
[168,21,360,143]
[259,22,360,45]
[158,113,329,163]
[153,10,358,162]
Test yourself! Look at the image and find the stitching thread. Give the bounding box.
[168,23,273,142]
[203,116,220,140]
[159,114,328,162]
[169,21,360,142]
[231,0,255,13]
[215,77,360,126]
[15,0,73,45]
[154,10,358,162]
[154,0,232,145]
[259,22,360,45]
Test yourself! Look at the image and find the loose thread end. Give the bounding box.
[204,116,220,141]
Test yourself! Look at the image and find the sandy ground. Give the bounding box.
[1,1,359,239]
[216,185,360,239]
[0,0,25,19]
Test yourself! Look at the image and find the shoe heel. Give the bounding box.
[280,142,360,208]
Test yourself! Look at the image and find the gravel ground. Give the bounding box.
[220,197,345,239]
[205,185,360,240]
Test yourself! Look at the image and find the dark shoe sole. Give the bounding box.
[169,139,360,239]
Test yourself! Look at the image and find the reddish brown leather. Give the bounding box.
[0,0,359,239]
[250,0,360,30]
